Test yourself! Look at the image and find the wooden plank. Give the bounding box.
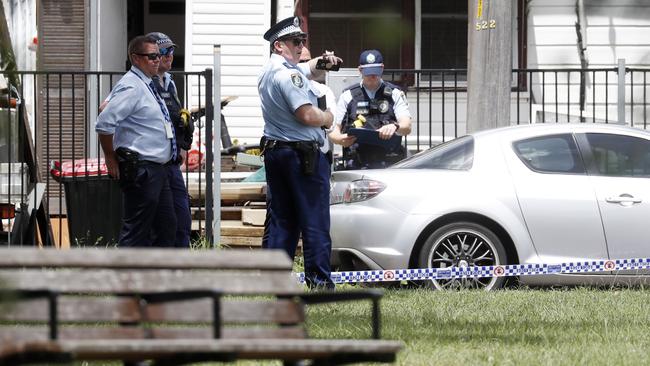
[241,208,266,226]
[220,236,263,248]
[221,223,264,237]
[0,327,307,342]
[0,248,291,270]
[47,339,402,362]
[0,298,303,324]
[0,269,302,295]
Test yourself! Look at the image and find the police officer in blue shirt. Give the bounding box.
[147,32,193,248]
[96,35,177,247]
[330,49,412,170]
[258,16,341,289]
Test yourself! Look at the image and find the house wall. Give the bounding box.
[186,0,273,145]
[2,0,36,71]
[527,0,650,124]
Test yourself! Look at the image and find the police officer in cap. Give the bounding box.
[258,16,341,289]
[330,49,412,170]
[147,32,193,247]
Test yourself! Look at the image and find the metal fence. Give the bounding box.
[383,61,650,151]
[1,63,649,246]
[0,69,213,247]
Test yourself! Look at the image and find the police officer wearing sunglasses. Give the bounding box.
[96,35,177,247]
[146,32,193,248]
[258,16,341,289]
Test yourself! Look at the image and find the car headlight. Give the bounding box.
[330,179,386,205]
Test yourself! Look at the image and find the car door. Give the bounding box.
[505,133,609,263]
[578,132,650,274]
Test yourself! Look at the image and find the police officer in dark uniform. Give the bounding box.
[148,32,193,247]
[258,16,340,289]
[330,49,412,170]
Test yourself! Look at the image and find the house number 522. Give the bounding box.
[475,19,497,31]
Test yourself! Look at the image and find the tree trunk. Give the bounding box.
[467,0,513,133]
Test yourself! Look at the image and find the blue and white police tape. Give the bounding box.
[295,258,650,284]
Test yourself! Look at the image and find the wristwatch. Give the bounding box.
[392,122,400,131]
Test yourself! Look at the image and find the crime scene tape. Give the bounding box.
[296,258,650,284]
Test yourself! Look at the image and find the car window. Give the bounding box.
[513,134,585,174]
[585,133,650,177]
[392,135,473,170]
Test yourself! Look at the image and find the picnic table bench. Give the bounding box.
[0,248,402,365]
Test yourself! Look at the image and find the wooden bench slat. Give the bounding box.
[0,248,292,270]
[1,327,307,342]
[3,339,402,363]
[0,269,302,295]
[1,298,304,324]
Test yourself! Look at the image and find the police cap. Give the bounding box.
[359,49,384,76]
[146,32,177,49]
[263,16,307,44]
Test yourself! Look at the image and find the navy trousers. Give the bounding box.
[119,163,176,247]
[167,164,191,247]
[263,146,333,288]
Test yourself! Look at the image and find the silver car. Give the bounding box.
[330,123,650,290]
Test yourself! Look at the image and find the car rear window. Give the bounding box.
[393,136,474,170]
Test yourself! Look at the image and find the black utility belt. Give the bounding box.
[264,139,319,150]
[264,139,320,176]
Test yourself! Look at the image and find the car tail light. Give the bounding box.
[330,179,386,205]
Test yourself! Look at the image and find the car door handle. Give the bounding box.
[606,194,642,205]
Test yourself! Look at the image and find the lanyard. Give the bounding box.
[129,69,172,123]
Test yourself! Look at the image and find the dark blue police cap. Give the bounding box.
[358,49,384,76]
[263,16,307,44]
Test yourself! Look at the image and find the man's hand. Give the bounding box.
[321,50,343,68]
[377,123,398,140]
[105,155,120,180]
[335,134,357,148]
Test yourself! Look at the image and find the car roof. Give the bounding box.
[472,123,650,140]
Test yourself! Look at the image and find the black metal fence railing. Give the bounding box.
[0,69,213,247]
[383,65,650,152]
[1,66,649,246]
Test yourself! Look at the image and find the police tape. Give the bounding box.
[296,257,650,284]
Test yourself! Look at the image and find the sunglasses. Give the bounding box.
[282,37,307,47]
[135,52,162,60]
[160,47,175,56]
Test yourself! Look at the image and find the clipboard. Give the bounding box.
[348,128,401,150]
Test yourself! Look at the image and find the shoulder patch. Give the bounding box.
[290,73,304,88]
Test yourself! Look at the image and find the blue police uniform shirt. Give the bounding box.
[258,53,324,145]
[95,66,173,164]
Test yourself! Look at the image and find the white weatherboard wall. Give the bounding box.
[186,0,272,145]
[527,0,650,124]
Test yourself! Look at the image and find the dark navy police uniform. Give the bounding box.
[340,81,406,169]
[259,16,334,289]
[153,73,192,247]
[96,66,177,247]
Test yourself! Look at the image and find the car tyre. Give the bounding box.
[418,221,508,291]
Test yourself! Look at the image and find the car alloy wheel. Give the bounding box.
[418,222,507,290]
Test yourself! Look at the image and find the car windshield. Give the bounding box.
[392,135,474,170]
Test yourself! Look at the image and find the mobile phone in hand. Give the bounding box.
[315,58,340,71]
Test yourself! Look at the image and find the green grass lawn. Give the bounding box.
[219,286,650,366]
[308,287,650,366]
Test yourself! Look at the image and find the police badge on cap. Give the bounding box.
[263,16,307,43]
[358,49,384,76]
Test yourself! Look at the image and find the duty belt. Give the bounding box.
[263,139,318,150]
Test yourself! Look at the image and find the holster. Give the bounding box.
[294,141,319,176]
[116,147,140,183]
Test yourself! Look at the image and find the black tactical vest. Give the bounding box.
[340,82,405,170]
[153,75,192,151]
